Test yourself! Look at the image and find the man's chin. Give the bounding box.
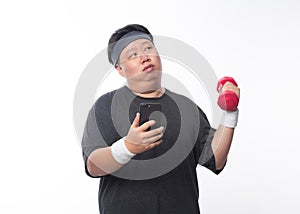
[127,80,162,95]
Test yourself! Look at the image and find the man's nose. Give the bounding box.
[140,54,151,64]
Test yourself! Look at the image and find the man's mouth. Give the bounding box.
[143,64,154,72]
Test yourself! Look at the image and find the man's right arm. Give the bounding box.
[86,113,164,177]
[87,147,122,177]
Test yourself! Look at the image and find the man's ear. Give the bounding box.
[115,64,125,77]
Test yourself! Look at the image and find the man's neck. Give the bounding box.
[130,87,165,98]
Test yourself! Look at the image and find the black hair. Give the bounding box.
[107,24,153,65]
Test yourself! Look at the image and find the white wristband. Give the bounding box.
[221,109,239,128]
[111,137,136,164]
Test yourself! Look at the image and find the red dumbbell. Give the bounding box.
[217,76,239,111]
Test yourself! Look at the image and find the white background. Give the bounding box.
[1,0,299,213]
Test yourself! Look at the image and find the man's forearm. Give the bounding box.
[87,147,123,177]
[211,125,235,170]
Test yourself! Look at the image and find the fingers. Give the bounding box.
[145,139,163,151]
[137,131,163,145]
[128,125,164,146]
[139,119,156,131]
[147,133,164,144]
[222,82,240,97]
[131,112,140,128]
[142,126,164,139]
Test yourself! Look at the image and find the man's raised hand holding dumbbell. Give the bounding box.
[212,76,240,170]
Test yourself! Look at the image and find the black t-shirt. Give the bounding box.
[82,86,224,214]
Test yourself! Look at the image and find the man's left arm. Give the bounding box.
[211,80,240,170]
[211,125,235,170]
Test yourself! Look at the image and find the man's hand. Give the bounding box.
[221,81,240,97]
[217,77,240,111]
[125,113,164,154]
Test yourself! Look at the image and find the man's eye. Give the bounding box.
[129,53,138,58]
[145,46,153,51]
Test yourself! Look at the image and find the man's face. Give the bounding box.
[116,39,162,93]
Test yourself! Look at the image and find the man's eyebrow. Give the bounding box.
[141,41,154,46]
[124,41,154,56]
[124,46,138,55]
[141,41,152,45]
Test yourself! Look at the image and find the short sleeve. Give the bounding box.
[81,94,121,178]
[81,104,105,177]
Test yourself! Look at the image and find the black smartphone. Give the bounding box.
[139,103,162,131]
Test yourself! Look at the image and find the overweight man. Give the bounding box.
[81,24,240,214]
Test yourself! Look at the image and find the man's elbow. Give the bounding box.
[87,158,108,177]
[216,162,225,170]
[214,159,227,174]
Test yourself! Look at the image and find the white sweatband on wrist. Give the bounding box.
[111,137,136,164]
[221,109,239,128]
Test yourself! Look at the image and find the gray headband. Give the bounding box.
[111,31,153,66]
